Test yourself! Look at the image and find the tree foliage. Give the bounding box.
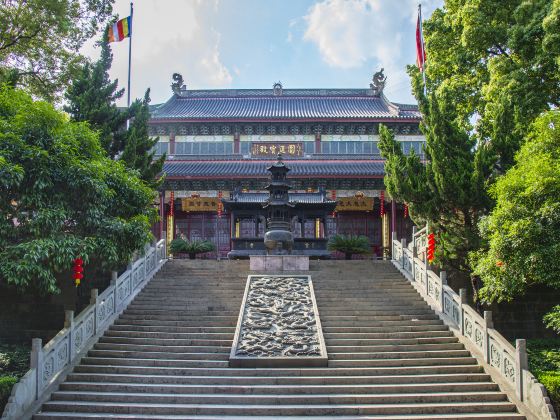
[0,86,156,294]
[64,39,127,159]
[0,0,114,101]
[121,88,165,187]
[379,0,559,278]
[470,112,560,326]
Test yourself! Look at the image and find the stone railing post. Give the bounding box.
[440,271,447,310]
[111,271,118,313]
[90,289,98,334]
[459,288,467,335]
[30,338,42,400]
[412,246,417,281]
[391,232,397,260]
[64,310,74,360]
[483,310,493,363]
[516,339,528,401]
[401,238,407,269]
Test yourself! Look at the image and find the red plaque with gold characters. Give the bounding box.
[251,143,303,157]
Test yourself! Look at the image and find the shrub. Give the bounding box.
[0,376,18,411]
[169,238,215,259]
[327,235,371,260]
[527,338,560,415]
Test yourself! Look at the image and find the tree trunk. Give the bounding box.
[345,253,352,260]
[189,253,196,260]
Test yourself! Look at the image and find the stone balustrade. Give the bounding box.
[392,232,557,420]
[1,239,167,420]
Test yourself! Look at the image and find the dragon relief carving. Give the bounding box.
[235,276,321,357]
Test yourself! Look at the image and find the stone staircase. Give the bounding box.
[34,260,524,419]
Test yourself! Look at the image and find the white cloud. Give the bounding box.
[303,0,441,100]
[82,0,232,105]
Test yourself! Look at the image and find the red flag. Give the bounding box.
[416,9,426,71]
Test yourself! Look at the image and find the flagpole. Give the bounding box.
[127,2,133,109]
[418,4,427,96]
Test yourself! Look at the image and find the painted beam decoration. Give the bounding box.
[230,275,328,367]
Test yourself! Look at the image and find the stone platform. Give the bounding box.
[229,275,327,368]
[249,255,309,271]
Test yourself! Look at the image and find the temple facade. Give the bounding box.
[150,72,421,258]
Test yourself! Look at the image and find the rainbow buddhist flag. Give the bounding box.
[108,16,131,43]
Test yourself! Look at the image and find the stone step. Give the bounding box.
[65,372,495,386]
[321,328,453,336]
[88,350,230,361]
[109,325,236,333]
[81,357,230,368]
[93,343,230,353]
[32,412,527,419]
[49,390,509,405]
[320,314,440,321]
[58,381,501,395]
[38,401,519,416]
[104,331,234,340]
[329,343,470,359]
[327,357,477,368]
[114,319,237,327]
[73,364,484,377]
[322,337,459,346]
[97,337,233,346]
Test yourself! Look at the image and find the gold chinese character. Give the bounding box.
[259,145,267,153]
[288,144,296,154]
[279,145,286,153]
[269,145,277,154]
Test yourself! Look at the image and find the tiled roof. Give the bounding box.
[163,160,385,178]
[150,90,420,121]
[227,192,336,204]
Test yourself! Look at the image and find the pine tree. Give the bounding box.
[64,38,128,158]
[121,89,165,187]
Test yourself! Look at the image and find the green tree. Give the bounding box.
[470,111,560,328]
[379,0,559,282]
[121,89,165,186]
[424,0,560,172]
[64,39,128,159]
[0,0,114,101]
[0,86,156,294]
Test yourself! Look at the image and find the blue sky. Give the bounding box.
[84,0,442,106]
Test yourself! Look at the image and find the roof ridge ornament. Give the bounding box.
[370,68,386,96]
[171,73,187,97]
[273,81,283,96]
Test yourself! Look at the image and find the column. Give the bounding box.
[169,128,176,155]
[234,132,240,154]
[315,133,321,154]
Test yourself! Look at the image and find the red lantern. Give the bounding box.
[73,257,84,287]
[217,191,223,218]
[380,191,385,217]
[331,190,337,217]
[427,233,435,263]
[404,203,409,218]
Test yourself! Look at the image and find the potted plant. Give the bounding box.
[169,238,215,259]
[327,234,371,260]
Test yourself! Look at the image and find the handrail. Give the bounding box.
[1,239,167,420]
[391,231,557,420]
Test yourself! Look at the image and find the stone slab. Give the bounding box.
[229,275,328,368]
[250,255,309,271]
